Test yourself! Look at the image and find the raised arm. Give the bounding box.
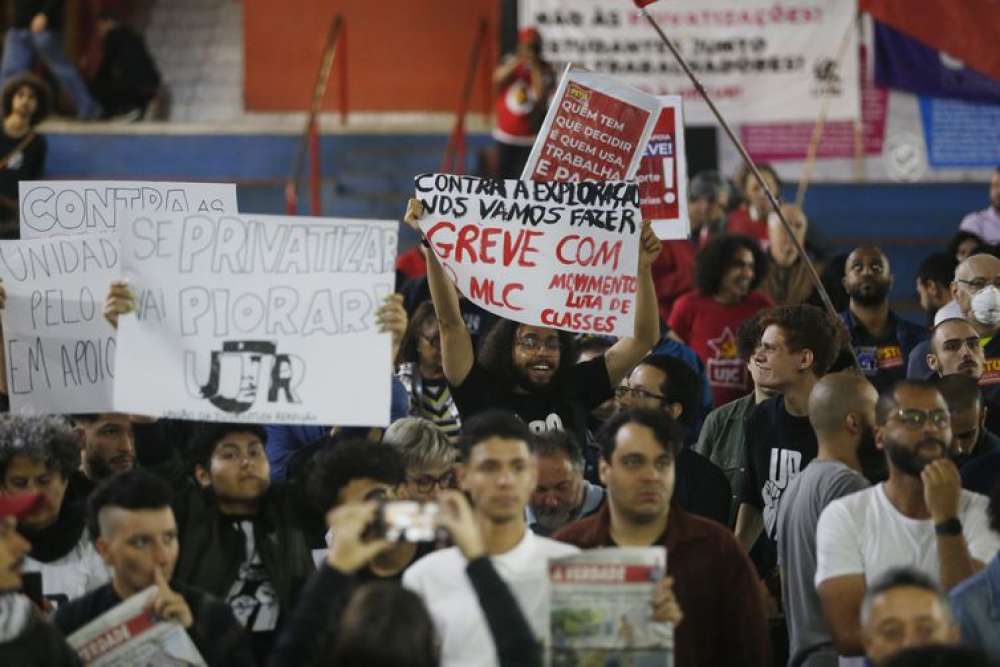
[404,198,474,386]
[923,460,985,589]
[604,221,661,385]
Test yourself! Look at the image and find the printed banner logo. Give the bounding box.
[185,340,303,414]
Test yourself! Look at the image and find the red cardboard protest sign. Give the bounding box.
[522,69,660,184]
[635,96,689,240]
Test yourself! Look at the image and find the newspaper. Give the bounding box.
[67,586,206,666]
[549,547,672,667]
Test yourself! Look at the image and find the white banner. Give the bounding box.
[522,68,661,183]
[415,174,640,337]
[19,180,238,239]
[114,212,397,426]
[519,0,860,125]
[0,235,118,414]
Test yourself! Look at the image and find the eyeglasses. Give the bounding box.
[956,278,1000,291]
[614,385,666,402]
[890,408,949,431]
[515,335,561,351]
[410,470,456,493]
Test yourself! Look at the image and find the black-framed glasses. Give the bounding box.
[410,470,456,493]
[956,278,1000,291]
[515,335,560,351]
[890,408,949,431]
[614,385,666,402]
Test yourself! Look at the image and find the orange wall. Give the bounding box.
[244,0,499,113]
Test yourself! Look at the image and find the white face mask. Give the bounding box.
[971,285,1000,327]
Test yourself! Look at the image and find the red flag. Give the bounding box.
[861,0,1000,83]
[632,0,659,8]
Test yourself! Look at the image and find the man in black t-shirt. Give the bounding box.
[735,306,844,562]
[404,198,662,445]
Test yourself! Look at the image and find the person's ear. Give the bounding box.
[455,463,467,490]
[844,412,860,436]
[926,353,940,374]
[598,458,610,486]
[800,348,814,371]
[875,426,887,451]
[95,535,112,565]
[194,465,211,488]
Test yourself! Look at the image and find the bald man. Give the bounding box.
[840,246,927,393]
[776,372,878,667]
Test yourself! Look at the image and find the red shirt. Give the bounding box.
[554,504,771,667]
[727,205,769,247]
[651,239,698,324]
[493,56,553,145]
[669,291,772,406]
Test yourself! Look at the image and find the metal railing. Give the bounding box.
[440,17,493,174]
[285,14,348,215]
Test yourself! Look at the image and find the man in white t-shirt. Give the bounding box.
[814,379,1000,659]
[403,410,579,667]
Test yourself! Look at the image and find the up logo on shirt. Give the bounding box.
[762,448,803,537]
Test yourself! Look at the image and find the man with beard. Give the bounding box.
[405,199,661,447]
[0,416,108,607]
[814,380,1000,658]
[0,492,82,666]
[172,423,313,664]
[926,318,986,381]
[950,254,1000,428]
[616,353,732,526]
[526,430,604,536]
[776,372,878,667]
[936,375,1000,472]
[554,408,769,666]
[669,234,772,407]
[64,413,135,505]
[841,246,927,393]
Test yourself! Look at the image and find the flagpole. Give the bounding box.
[635,2,861,371]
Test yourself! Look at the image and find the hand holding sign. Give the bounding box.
[638,221,662,271]
[103,280,136,330]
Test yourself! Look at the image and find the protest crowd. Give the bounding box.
[2,2,1000,667]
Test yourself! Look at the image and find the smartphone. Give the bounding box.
[20,571,44,608]
[374,501,443,542]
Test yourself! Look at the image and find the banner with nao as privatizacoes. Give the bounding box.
[415,173,641,338]
[113,212,398,426]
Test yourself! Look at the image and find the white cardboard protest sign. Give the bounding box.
[637,96,689,240]
[520,0,860,125]
[415,173,640,337]
[521,68,660,183]
[19,180,238,239]
[0,234,119,414]
[114,212,397,425]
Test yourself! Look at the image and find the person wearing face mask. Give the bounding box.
[949,254,1000,428]
[814,380,1000,659]
[841,246,928,394]
[775,372,879,667]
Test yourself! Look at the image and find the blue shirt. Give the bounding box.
[950,553,1000,661]
[265,375,409,481]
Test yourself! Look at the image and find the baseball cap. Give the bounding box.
[0,493,42,519]
[518,27,540,44]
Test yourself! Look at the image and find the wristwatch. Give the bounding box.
[935,517,963,536]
